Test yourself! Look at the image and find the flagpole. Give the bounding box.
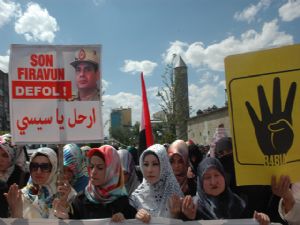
[138,72,154,157]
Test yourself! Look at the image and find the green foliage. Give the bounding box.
[109,121,140,147]
[156,55,177,143]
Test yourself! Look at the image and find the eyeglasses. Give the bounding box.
[30,162,52,172]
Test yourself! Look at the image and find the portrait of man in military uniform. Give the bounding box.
[70,48,100,101]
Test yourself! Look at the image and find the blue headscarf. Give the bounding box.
[63,143,88,192]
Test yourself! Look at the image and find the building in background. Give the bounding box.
[174,55,189,140]
[187,106,230,145]
[152,110,166,122]
[110,107,132,129]
[0,70,10,131]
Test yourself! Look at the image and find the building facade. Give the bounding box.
[187,106,231,145]
[0,70,10,131]
[110,107,132,129]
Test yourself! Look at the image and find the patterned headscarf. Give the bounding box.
[130,144,183,217]
[22,147,58,218]
[168,140,189,194]
[85,145,127,204]
[1,133,26,170]
[63,143,88,185]
[0,135,16,182]
[195,157,245,219]
[118,149,140,195]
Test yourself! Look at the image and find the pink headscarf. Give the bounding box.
[85,145,127,204]
[168,140,189,194]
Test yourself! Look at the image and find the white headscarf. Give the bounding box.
[22,147,58,218]
[130,144,183,217]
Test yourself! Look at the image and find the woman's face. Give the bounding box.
[30,155,52,185]
[170,154,185,176]
[202,167,225,196]
[142,153,160,185]
[63,167,73,183]
[89,155,106,186]
[0,147,10,171]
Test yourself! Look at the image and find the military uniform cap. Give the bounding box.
[70,48,99,68]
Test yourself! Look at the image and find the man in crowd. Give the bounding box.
[70,48,100,101]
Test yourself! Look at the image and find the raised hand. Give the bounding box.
[187,166,195,179]
[245,77,296,155]
[56,179,71,202]
[271,175,295,213]
[181,195,197,220]
[4,183,23,218]
[168,194,182,217]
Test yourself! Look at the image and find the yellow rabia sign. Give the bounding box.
[225,44,300,185]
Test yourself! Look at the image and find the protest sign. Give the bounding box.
[9,44,103,144]
[225,44,300,185]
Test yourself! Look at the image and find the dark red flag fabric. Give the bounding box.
[138,72,154,155]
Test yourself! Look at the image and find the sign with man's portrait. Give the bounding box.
[9,44,103,144]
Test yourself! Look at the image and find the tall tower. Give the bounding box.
[174,56,189,140]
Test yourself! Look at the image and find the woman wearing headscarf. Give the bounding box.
[2,133,28,171]
[53,145,136,222]
[181,157,270,225]
[0,135,29,218]
[130,144,184,223]
[168,140,196,196]
[117,149,140,195]
[187,143,203,178]
[0,134,29,187]
[63,143,89,192]
[127,146,138,165]
[5,147,73,218]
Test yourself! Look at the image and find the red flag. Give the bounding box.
[138,72,154,155]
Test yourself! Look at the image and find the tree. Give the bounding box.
[156,55,177,143]
[109,121,140,147]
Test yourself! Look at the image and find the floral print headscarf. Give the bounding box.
[85,145,127,204]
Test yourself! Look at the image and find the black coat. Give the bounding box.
[70,192,137,220]
[186,177,197,196]
[0,181,8,218]
[7,165,29,188]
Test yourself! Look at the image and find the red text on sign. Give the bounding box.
[30,54,53,67]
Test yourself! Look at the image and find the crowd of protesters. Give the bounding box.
[0,127,298,224]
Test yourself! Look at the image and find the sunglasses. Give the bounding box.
[30,162,52,172]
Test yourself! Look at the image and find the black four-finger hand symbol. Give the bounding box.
[245,77,296,155]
